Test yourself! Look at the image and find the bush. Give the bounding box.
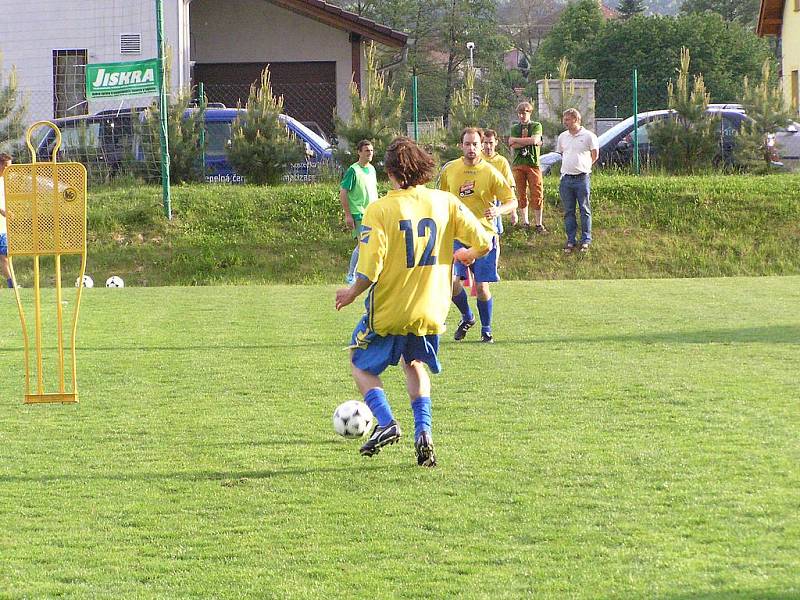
[334,43,405,175]
[648,48,720,173]
[136,89,205,184]
[227,67,305,186]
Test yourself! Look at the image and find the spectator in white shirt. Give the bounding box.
[555,109,599,253]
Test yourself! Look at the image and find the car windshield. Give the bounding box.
[597,116,637,145]
[49,122,102,155]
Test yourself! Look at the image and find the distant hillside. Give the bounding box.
[605,0,682,15]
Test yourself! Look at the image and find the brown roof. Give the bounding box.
[757,0,784,36]
[267,0,408,47]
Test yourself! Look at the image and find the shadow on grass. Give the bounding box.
[504,325,800,346]
[659,591,800,600]
[0,463,395,484]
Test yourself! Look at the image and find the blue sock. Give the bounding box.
[452,289,474,321]
[346,246,359,280]
[6,278,12,289]
[477,297,493,334]
[364,387,394,427]
[411,396,432,440]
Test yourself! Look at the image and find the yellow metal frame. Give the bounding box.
[5,121,88,404]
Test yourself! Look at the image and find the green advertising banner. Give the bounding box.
[86,59,160,99]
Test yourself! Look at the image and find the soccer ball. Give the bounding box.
[333,400,374,438]
[76,275,94,288]
[105,276,124,288]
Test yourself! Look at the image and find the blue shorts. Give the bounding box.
[349,315,441,376]
[453,237,499,283]
[0,233,7,257]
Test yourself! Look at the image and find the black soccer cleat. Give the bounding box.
[480,331,494,344]
[454,317,476,341]
[360,420,401,457]
[414,431,437,467]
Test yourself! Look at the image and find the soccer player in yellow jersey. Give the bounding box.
[439,128,517,343]
[480,129,515,236]
[335,137,492,467]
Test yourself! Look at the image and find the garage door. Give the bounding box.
[194,62,336,139]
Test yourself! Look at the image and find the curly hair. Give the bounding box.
[384,137,435,188]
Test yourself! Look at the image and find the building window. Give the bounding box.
[53,49,88,118]
[792,71,799,115]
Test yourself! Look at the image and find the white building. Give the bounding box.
[0,0,407,139]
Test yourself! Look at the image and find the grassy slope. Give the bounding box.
[0,278,798,598]
[14,173,797,287]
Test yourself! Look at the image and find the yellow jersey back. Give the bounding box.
[356,185,492,336]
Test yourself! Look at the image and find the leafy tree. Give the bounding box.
[618,0,646,19]
[137,89,205,184]
[227,67,305,186]
[497,0,562,76]
[679,0,759,27]
[540,12,774,117]
[530,0,605,79]
[334,43,405,173]
[735,59,792,169]
[0,55,27,155]
[439,0,508,125]
[647,47,720,173]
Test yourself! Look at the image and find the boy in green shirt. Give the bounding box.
[507,102,547,233]
[339,140,379,284]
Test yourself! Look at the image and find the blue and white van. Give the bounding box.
[196,108,333,184]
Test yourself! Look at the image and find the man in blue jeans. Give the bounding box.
[555,109,599,253]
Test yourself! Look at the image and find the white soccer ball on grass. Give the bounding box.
[105,276,124,288]
[76,275,94,288]
[333,400,374,438]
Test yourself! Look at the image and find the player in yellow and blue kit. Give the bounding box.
[335,137,492,467]
[439,128,517,343]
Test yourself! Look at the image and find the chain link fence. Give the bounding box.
[3,82,341,185]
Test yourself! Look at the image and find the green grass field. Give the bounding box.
[0,277,798,598]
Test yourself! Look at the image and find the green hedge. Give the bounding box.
[16,174,797,287]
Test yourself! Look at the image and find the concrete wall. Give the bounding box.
[536,78,597,133]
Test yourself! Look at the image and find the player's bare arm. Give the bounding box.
[335,276,372,310]
[339,187,354,229]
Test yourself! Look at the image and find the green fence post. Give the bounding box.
[199,82,206,182]
[412,74,419,141]
[633,68,639,176]
[155,0,171,218]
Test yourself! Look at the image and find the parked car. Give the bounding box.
[195,108,333,183]
[539,108,782,175]
[775,121,800,165]
[34,107,333,183]
[34,108,135,175]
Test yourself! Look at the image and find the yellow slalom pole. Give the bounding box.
[33,256,43,395]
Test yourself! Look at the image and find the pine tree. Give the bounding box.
[439,67,490,162]
[617,0,645,19]
[136,88,206,184]
[0,54,27,155]
[228,66,305,185]
[334,42,405,174]
[648,47,720,173]
[735,59,792,170]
